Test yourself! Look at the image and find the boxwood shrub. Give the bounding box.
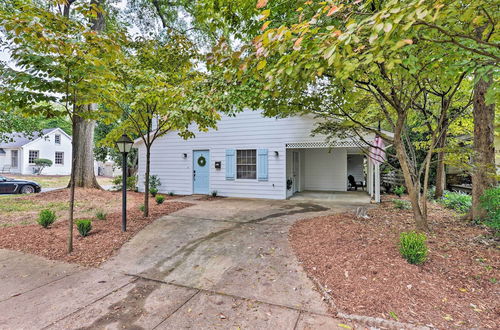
[38,209,56,228]
[399,231,428,265]
[76,219,92,237]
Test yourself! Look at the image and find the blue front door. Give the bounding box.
[193,150,210,194]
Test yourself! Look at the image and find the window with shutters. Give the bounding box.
[236,149,256,179]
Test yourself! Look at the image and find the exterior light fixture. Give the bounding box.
[182,153,188,158]
[274,151,279,157]
[115,134,133,232]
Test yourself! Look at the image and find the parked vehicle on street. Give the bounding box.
[0,175,41,194]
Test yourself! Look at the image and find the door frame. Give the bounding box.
[192,150,210,194]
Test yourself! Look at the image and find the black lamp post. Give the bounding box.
[115,134,133,232]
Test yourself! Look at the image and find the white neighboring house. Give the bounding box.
[135,110,389,201]
[0,128,72,175]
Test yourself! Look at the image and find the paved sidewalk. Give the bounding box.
[0,197,367,329]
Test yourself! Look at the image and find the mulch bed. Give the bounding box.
[0,189,192,267]
[289,196,499,328]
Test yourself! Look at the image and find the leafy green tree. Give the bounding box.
[207,0,493,231]
[0,109,40,142]
[33,158,53,175]
[0,0,124,252]
[100,35,219,216]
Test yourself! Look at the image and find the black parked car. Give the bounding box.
[0,176,41,194]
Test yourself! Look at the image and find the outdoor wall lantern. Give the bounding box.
[274,151,279,157]
[182,153,188,158]
[215,161,221,169]
[115,134,133,232]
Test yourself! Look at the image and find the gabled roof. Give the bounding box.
[0,128,67,148]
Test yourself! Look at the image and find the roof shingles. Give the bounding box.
[0,128,58,148]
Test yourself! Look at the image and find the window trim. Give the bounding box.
[55,151,64,165]
[54,134,61,145]
[28,150,39,164]
[236,149,257,180]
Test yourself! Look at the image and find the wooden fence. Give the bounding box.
[381,171,405,188]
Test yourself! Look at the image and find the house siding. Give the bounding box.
[303,148,347,191]
[136,110,373,199]
[137,110,340,199]
[0,148,22,173]
[21,129,72,175]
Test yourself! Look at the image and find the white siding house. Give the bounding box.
[135,110,385,200]
[0,128,72,175]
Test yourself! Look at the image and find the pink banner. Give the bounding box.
[369,136,386,165]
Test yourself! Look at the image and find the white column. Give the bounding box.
[375,163,381,203]
[367,159,373,196]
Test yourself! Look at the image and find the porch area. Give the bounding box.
[285,142,381,203]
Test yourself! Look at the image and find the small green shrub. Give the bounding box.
[399,231,428,265]
[148,175,161,190]
[156,195,165,204]
[168,192,174,196]
[392,199,411,210]
[139,204,145,212]
[76,219,92,237]
[38,209,56,228]
[426,186,436,200]
[211,190,218,197]
[150,187,158,197]
[95,211,107,220]
[480,187,500,230]
[393,185,406,197]
[440,191,472,213]
[112,175,138,191]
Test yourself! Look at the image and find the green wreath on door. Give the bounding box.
[197,156,206,167]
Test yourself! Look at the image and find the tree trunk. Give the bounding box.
[70,112,100,188]
[421,141,435,219]
[434,121,448,199]
[434,148,446,199]
[393,124,429,231]
[144,146,151,217]
[67,119,78,254]
[68,0,105,188]
[470,73,496,220]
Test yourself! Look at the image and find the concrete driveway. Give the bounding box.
[0,197,367,329]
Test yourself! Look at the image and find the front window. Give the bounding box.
[55,134,61,145]
[237,149,256,179]
[55,152,64,165]
[29,150,39,164]
[11,150,18,168]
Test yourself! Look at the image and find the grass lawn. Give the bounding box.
[4,174,114,189]
[0,188,191,266]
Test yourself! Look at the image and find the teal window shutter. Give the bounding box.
[225,149,235,180]
[258,149,268,181]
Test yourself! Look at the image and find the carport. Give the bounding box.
[285,141,381,203]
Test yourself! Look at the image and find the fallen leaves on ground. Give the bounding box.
[0,188,191,266]
[289,196,499,328]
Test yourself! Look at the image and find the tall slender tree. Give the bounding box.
[100,35,220,216]
[0,0,123,252]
